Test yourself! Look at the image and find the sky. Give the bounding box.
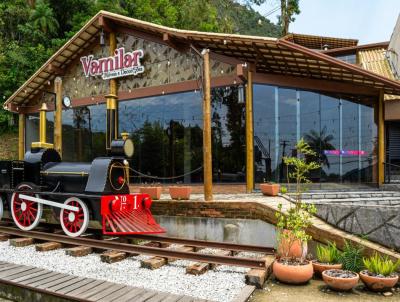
[254,0,400,44]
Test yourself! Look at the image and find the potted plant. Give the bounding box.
[321,241,363,291]
[360,253,400,292]
[322,269,359,291]
[139,185,162,200]
[273,139,319,284]
[260,181,280,196]
[169,186,191,200]
[313,242,342,276]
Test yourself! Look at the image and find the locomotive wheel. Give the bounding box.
[11,183,43,231]
[60,197,89,237]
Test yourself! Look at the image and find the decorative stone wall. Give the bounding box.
[304,195,400,252]
[61,33,236,102]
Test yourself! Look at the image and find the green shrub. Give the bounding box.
[316,242,341,264]
[339,241,364,272]
[363,253,400,276]
[280,186,288,194]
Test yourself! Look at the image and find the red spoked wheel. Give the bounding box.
[11,183,43,231]
[60,197,89,237]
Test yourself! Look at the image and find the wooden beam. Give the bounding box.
[203,49,213,201]
[378,90,385,186]
[99,15,113,32]
[246,69,254,193]
[254,72,379,97]
[18,113,25,160]
[236,64,246,82]
[54,77,62,157]
[162,33,189,52]
[47,64,65,76]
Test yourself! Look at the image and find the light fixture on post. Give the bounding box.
[100,28,105,47]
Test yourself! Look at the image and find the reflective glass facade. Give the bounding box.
[24,83,377,186]
[253,84,377,186]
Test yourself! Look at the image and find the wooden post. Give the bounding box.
[246,68,254,193]
[54,77,62,157]
[106,31,118,151]
[202,49,213,201]
[18,113,25,160]
[378,90,385,186]
[39,103,48,144]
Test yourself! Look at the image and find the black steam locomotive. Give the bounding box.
[0,139,164,237]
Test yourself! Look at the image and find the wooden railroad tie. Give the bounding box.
[65,246,92,257]
[0,233,10,242]
[36,242,62,252]
[9,237,34,247]
[244,256,274,288]
[186,249,232,275]
[100,250,128,264]
[141,246,194,270]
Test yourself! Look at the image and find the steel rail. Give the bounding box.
[129,234,275,254]
[0,226,266,269]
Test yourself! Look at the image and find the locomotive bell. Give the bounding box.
[110,139,134,158]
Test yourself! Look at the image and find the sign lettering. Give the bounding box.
[80,47,145,80]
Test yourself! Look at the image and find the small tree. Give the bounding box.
[275,139,319,260]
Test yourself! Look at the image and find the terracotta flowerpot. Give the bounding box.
[273,260,313,284]
[359,271,399,292]
[312,261,342,277]
[277,229,307,258]
[260,183,280,196]
[139,187,162,200]
[322,269,359,291]
[169,186,191,200]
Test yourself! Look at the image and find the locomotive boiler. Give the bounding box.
[0,138,165,237]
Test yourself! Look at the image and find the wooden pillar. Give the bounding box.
[39,103,48,144]
[18,113,25,160]
[378,90,385,186]
[246,68,254,193]
[202,49,213,201]
[54,77,62,157]
[106,31,118,151]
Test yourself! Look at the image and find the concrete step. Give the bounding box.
[299,191,400,200]
[305,196,400,206]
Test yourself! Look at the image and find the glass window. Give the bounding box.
[253,84,377,186]
[253,85,276,183]
[278,88,298,182]
[61,104,106,162]
[119,91,203,183]
[212,86,245,183]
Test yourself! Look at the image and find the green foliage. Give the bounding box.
[316,242,341,264]
[363,253,400,276]
[280,185,287,194]
[0,0,281,133]
[339,241,364,272]
[283,138,320,205]
[275,139,319,260]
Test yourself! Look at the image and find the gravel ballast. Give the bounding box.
[0,241,248,302]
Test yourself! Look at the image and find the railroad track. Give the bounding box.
[0,226,273,269]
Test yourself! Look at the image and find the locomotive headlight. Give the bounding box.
[110,139,134,158]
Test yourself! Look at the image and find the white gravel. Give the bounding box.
[0,242,248,302]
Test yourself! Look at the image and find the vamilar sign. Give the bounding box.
[80,47,145,80]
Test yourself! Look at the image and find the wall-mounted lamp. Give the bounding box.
[100,28,105,47]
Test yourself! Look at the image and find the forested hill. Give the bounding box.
[0,0,280,130]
